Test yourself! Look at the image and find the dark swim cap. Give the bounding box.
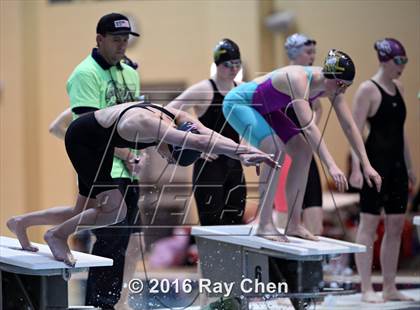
[374,38,406,62]
[213,39,241,65]
[322,49,355,81]
[167,122,201,166]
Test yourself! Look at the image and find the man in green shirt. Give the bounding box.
[66,13,141,309]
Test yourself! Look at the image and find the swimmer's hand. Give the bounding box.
[328,164,348,192]
[238,152,280,175]
[362,164,382,192]
[125,153,148,177]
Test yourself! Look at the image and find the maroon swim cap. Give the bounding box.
[374,38,406,62]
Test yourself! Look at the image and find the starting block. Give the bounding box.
[192,225,366,309]
[0,236,113,310]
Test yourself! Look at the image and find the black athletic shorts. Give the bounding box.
[360,157,408,215]
[65,113,116,198]
[302,157,323,209]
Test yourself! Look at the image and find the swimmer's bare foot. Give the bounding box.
[44,229,76,267]
[7,217,38,252]
[361,291,384,303]
[254,224,289,242]
[286,224,319,241]
[383,290,414,302]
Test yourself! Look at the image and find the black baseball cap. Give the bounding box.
[96,13,140,37]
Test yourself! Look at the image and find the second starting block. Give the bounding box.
[192,225,366,310]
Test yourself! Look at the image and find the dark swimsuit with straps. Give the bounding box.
[65,103,175,197]
[193,79,247,225]
[359,80,408,215]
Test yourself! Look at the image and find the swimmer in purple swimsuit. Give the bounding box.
[223,50,382,242]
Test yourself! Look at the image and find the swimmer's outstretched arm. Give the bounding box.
[170,107,277,159]
[143,116,277,168]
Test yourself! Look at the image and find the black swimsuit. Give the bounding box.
[360,80,408,215]
[65,103,175,197]
[192,79,247,225]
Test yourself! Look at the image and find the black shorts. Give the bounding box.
[65,113,116,198]
[193,156,246,225]
[302,157,323,209]
[360,157,408,215]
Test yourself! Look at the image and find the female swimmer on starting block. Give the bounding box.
[8,102,277,266]
[223,49,382,242]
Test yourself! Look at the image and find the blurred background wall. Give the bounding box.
[1,0,419,242]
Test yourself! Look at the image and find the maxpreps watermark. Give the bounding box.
[128,278,288,297]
